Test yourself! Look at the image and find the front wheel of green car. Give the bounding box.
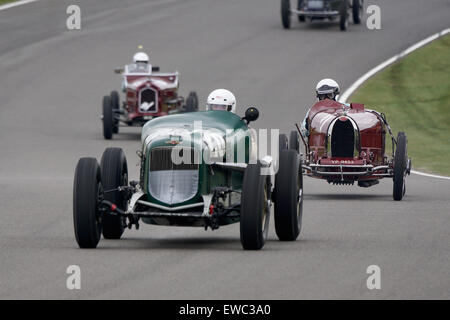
[274,149,303,241]
[240,163,270,250]
[73,158,103,248]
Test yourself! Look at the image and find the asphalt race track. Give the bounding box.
[0,0,449,299]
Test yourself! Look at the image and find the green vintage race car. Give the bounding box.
[73,108,304,250]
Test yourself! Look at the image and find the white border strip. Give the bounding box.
[0,0,39,11]
[339,27,450,180]
[410,170,450,181]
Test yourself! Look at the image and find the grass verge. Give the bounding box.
[0,0,22,6]
[351,34,450,176]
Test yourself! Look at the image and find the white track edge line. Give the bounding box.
[410,170,450,181]
[0,0,39,11]
[338,27,450,180]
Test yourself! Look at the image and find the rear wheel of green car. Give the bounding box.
[102,95,114,140]
[279,133,288,152]
[240,163,270,250]
[73,158,103,248]
[275,149,303,241]
[289,130,300,153]
[100,148,128,239]
[110,91,120,134]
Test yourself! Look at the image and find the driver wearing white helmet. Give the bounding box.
[121,51,151,92]
[206,89,236,113]
[301,79,340,137]
[315,78,340,101]
[132,51,150,71]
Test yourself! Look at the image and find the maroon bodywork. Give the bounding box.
[287,97,410,199]
[301,99,400,184]
[102,66,198,140]
[123,72,184,124]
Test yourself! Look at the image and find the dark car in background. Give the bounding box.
[281,0,364,31]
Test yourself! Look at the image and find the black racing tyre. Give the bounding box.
[102,95,113,140]
[393,132,407,201]
[274,149,303,241]
[352,0,363,24]
[73,158,103,248]
[279,133,288,153]
[100,148,128,239]
[110,91,120,134]
[281,0,291,29]
[185,91,199,112]
[340,0,349,31]
[240,164,270,250]
[297,0,305,22]
[289,130,300,153]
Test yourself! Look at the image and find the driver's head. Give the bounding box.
[315,78,340,101]
[206,89,236,113]
[133,51,149,69]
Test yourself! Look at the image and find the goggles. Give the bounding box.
[318,93,336,100]
[207,104,231,111]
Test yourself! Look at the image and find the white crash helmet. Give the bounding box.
[315,78,340,100]
[133,51,149,64]
[206,89,236,113]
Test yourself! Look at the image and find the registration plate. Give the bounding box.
[308,0,324,9]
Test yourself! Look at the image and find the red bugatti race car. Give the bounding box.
[102,64,198,139]
[286,99,411,200]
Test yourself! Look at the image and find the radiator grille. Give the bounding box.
[139,88,157,113]
[150,147,198,171]
[331,119,355,158]
[148,147,199,205]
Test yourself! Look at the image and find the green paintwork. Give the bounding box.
[139,111,252,208]
[141,110,248,140]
